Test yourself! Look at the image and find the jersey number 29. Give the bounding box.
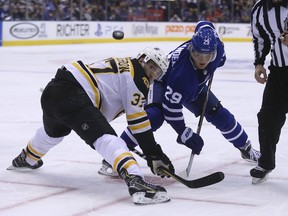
[165,86,182,104]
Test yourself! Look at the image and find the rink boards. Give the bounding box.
[0,21,252,46]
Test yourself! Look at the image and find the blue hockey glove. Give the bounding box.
[176,127,204,155]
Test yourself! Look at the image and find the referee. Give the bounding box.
[250,0,288,184]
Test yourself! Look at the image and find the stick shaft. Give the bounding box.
[185,74,214,177]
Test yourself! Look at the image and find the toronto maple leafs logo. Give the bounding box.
[203,37,211,45]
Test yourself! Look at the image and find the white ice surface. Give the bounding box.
[0,41,287,216]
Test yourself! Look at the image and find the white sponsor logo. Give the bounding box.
[10,23,39,39]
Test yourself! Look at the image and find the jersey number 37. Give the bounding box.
[131,93,146,107]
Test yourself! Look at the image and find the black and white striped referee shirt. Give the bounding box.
[251,0,288,67]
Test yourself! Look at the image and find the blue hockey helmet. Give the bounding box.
[190,25,218,54]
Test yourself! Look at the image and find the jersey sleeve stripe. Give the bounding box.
[126,111,152,133]
[127,115,149,125]
[129,120,151,133]
[128,58,134,78]
[162,103,183,112]
[126,111,147,120]
[164,116,185,121]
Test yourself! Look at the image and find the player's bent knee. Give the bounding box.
[205,103,235,131]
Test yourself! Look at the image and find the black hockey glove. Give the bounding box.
[146,144,175,178]
[177,127,204,155]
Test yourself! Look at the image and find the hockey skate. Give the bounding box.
[98,159,118,177]
[7,149,43,171]
[250,166,271,184]
[119,168,170,205]
[239,140,261,163]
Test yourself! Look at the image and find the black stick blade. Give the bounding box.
[160,166,224,188]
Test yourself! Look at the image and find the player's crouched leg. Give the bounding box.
[205,103,260,162]
[94,134,170,205]
[7,127,64,171]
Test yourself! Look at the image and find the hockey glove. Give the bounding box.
[146,144,175,178]
[177,127,204,155]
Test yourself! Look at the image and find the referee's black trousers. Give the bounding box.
[257,66,288,170]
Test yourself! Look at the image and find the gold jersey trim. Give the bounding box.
[72,61,101,108]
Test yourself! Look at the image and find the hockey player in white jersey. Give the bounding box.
[7,47,174,205]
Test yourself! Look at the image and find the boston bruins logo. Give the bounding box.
[142,77,150,89]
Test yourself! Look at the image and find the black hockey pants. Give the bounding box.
[40,67,117,149]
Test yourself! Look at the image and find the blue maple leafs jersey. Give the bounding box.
[161,30,226,135]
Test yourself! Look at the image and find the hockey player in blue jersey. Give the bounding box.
[99,21,261,176]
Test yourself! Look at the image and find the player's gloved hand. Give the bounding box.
[177,127,204,155]
[146,144,175,178]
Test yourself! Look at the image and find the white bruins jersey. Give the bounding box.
[64,57,151,135]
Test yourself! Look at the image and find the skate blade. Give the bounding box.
[243,158,258,164]
[7,165,34,171]
[252,175,269,185]
[98,167,118,177]
[132,192,170,205]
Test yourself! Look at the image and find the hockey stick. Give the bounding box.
[185,26,225,177]
[185,74,214,177]
[131,148,224,188]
